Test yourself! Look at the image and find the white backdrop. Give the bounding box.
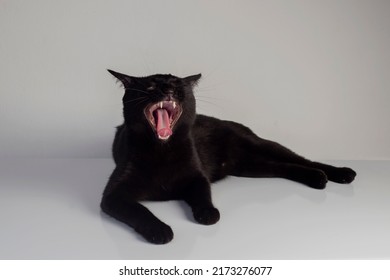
[1,0,389,160]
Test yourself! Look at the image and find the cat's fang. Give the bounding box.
[173,102,176,109]
[158,134,170,140]
[159,102,163,109]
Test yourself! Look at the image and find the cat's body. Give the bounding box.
[101,70,356,244]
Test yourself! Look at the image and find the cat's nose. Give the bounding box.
[166,93,174,100]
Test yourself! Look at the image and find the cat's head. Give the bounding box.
[108,69,201,142]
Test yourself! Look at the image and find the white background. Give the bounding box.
[1,1,390,261]
[1,0,389,160]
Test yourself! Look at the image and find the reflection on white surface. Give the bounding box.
[0,159,389,259]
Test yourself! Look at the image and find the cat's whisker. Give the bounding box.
[196,98,224,110]
[123,97,150,107]
[134,100,150,108]
[197,86,219,92]
[125,88,150,95]
[196,95,223,101]
[123,96,149,103]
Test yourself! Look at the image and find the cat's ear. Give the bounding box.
[183,73,202,87]
[107,69,133,88]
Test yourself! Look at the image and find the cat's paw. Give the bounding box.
[307,170,328,189]
[193,206,220,225]
[329,167,356,184]
[136,222,174,244]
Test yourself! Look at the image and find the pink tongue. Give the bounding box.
[156,108,172,139]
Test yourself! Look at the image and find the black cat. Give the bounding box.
[100,70,356,244]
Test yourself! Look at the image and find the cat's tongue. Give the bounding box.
[156,108,172,139]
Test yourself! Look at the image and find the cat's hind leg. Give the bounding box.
[251,140,357,184]
[230,161,328,189]
[226,132,355,188]
[308,162,356,184]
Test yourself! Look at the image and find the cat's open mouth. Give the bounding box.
[144,100,182,141]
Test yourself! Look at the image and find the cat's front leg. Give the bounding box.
[181,174,220,225]
[101,189,173,244]
[101,168,173,244]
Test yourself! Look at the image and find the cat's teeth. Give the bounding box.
[159,102,163,109]
[173,102,176,109]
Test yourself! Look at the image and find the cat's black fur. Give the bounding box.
[101,70,356,244]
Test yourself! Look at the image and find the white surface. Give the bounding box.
[1,0,390,159]
[1,0,389,261]
[1,159,389,260]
